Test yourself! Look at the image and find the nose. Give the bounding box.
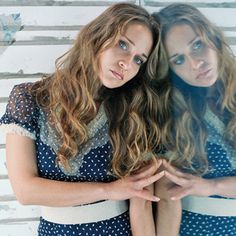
[189,56,204,70]
[118,55,132,70]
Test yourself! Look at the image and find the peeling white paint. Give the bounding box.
[0,13,22,45]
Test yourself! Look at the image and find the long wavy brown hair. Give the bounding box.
[152,3,236,174]
[31,3,162,177]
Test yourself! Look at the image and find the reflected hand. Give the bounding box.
[162,159,215,200]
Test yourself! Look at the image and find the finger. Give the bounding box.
[163,159,185,176]
[135,189,160,202]
[137,170,165,188]
[132,159,162,180]
[162,160,185,177]
[145,158,163,175]
[164,171,188,186]
[155,158,163,169]
[136,161,157,174]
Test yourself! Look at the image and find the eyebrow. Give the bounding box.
[188,36,198,46]
[168,53,179,60]
[168,36,199,60]
[124,36,148,59]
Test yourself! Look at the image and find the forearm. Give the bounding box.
[13,176,109,206]
[154,172,181,236]
[211,176,236,198]
[130,198,155,236]
[162,160,236,199]
[156,199,181,236]
[6,135,109,206]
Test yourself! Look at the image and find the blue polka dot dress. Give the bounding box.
[179,107,236,236]
[0,83,131,236]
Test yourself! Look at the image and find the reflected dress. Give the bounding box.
[180,107,236,236]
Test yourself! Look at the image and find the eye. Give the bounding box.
[133,56,144,66]
[192,40,203,51]
[172,55,185,65]
[118,40,128,50]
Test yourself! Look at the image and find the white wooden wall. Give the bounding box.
[0,0,236,235]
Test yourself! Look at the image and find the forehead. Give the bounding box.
[165,24,197,55]
[122,22,153,56]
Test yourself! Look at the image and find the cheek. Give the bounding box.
[133,67,142,79]
[205,48,217,62]
[172,66,190,82]
[170,64,183,76]
[128,64,139,76]
[99,54,108,67]
[211,52,218,66]
[99,49,114,65]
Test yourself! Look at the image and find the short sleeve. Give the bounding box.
[0,83,39,139]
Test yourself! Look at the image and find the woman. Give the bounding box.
[155,3,236,235]
[131,3,236,236]
[0,3,164,235]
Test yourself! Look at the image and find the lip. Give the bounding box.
[196,68,212,80]
[110,70,124,80]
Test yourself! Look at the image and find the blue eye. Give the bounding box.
[172,55,185,65]
[192,40,203,51]
[119,40,128,50]
[134,56,144,66]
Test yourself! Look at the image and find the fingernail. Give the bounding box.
[154,197,160,201]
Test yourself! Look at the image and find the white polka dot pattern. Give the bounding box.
[179,110,236,236]
[0,83,131,236]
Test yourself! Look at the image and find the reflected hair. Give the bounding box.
[152,3,236,174]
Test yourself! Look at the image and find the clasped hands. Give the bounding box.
[108,158,215,202]
[117,158,215,202]
[151,159,215,201]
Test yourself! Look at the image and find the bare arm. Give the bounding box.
[213,177,236,197]
[129,159,164,236]
[154,162,182,236]
[130,185,156,236]
[155,176,181,236]
[163,160,236,199]
[6,134,163,207]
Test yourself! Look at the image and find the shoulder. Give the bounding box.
[9,82,37,107]
[7,82,39,120]
[0,82,40,139]
[10,82,34,98]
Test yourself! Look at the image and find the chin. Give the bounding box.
[208,76,218,87]
[103,84,121,89]
[200,81,217,88]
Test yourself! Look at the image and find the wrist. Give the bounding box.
[130,197,151,208]
[101,182,112,200]
[211,178,224,196]
[207,179,218,196]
